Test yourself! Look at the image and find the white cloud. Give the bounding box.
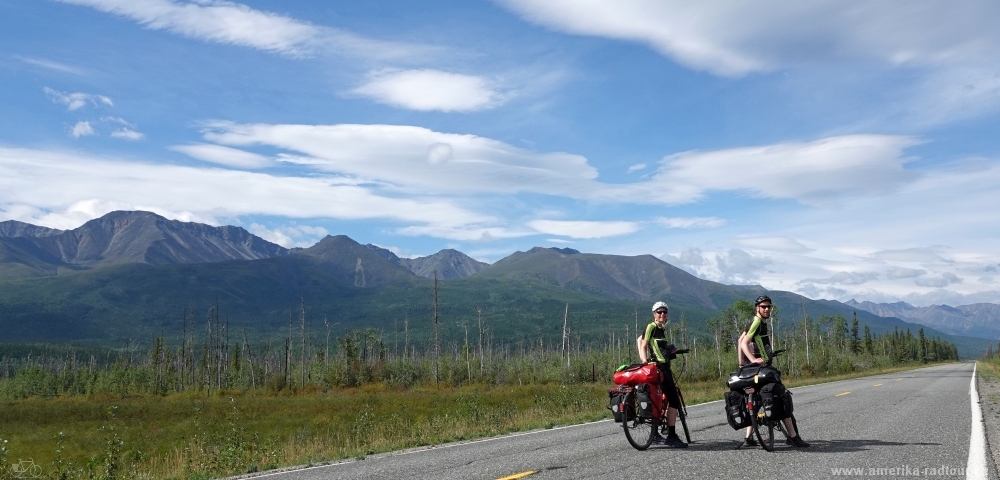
[0,146,484,231]
[395,225,530,242]
[199,123,924,207]
[914,272,963,288]
[885,266,926,279]
[110,128,144,141]
[737,236,811,253]
[56,0,434,60]
[351,69,505,112]
[716,248,772,284]
[70,121,95,138]
[527,219,639,239]
[199,122,601,196]
[15,56,87,76]
[656,216,726,229]
[627,163,647,174]
[499,1,1000,126]
[872,247,946,264]
[171,143,272,168]
[801,271,880,286]
[497,1,1000,77]
[247,222,328,248]
[44,87,112,111]
[653,135,920,205]
[661,247,707,275]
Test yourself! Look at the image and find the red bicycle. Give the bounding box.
[611,349,690,450]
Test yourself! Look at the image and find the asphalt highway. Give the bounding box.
[247,363,986,480]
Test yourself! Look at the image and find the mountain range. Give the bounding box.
[846,300,1000,340]
[0,211,994,357]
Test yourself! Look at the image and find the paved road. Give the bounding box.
[251,363,983,480]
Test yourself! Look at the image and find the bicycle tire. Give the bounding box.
[750,394,775,451]
[622,392,654,450]
[677,388,691,443]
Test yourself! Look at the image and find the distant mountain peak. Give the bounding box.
[399,248,489,279]
[0,220,64,238]
[0,210,288,276]
[525,246,580,255]
[363,243,402,263]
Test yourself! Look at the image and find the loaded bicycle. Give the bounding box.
[609,347,691,450]
[724,349,799,451]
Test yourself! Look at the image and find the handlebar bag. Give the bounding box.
[613,363,662,386]
[726,365,781,390]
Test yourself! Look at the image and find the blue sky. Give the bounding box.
[3,0,1000,307]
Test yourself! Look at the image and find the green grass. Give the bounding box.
[0,383,609,479]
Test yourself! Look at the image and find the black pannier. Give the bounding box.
[760,382,792,420]
[635,384,654,419]
[608,386,634,422]
[724,390,750,429]
[726,365,781,390]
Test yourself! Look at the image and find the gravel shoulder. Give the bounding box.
[976,362,1000,479]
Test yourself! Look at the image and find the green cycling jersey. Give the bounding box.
[745,314,772,363]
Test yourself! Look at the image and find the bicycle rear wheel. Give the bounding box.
[750,395,775,451]
[622,392,654,450]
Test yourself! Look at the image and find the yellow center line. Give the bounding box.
[497,471,538,480]
[835,391,851,397]
[874,383,883,387]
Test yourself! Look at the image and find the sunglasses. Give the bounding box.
[654,310,668,315]
[757,304,773,309]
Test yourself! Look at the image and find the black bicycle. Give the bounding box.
[739,350,798,451]
[620,348,691,450]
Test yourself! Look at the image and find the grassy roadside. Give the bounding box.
[0,362,956,479]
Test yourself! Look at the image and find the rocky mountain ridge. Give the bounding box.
[846,299,1000,339]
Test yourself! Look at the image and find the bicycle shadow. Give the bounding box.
[797,439,941,453]
[663,439,754,451]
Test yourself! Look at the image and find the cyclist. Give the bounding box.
[637,301,687,448]
[739,295,810,448]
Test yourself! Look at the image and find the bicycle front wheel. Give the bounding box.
[750,395,775,451]
[677,389,691,443]
[622,392,654,450]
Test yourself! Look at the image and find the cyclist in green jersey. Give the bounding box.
[739,295,810,448]
[637,301,687,448]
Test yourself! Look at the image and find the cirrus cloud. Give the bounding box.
[656,216,726,229]
[527,219,639,238]
[191,122,922,207]
[497,0,1000,77]
[44,87,112,111]
[0,146,484,230]
[56,0,435,61]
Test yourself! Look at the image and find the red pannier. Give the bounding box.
[613,363,661,386]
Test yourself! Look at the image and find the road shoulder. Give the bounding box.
[976,363,1000,479]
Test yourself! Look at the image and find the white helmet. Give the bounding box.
[651,301,669,313]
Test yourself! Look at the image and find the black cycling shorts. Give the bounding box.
[657,363,681,409]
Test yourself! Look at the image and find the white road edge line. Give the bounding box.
[968,362,988,480]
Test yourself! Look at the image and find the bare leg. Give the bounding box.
[782,417,797,437]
